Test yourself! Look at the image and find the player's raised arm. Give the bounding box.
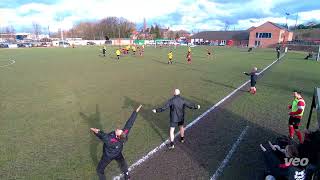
[122,105,142,134]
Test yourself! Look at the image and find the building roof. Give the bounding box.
[267,21,288,30]
[191,31,249,41]
[247,26,256,31]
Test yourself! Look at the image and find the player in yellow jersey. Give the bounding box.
[168,51,173,64]
[125,45,130,54]
[132,46,136,55]
[116,49,121,60]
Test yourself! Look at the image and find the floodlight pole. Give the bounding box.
[118,24,120,48]
[60,16,64,47]
[317,45,320,61]
[285,12,290,28]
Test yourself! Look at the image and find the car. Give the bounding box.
[40,42,49,47]
[105,40,112,45]
[0,43,9,48]
[87,41,95,45]
[18,43,32,48]
[59,41,70,47]
[17,43,24,48]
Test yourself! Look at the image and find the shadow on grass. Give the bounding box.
[79,104,103,166]
[122,96,168,142]
[174,61,214,74]
[150,58,169,65]
[259,81,314,97]
[200,77,249,93]
[121,95,203,148]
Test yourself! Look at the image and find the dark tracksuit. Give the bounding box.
[276,47,281,59]
[244,72,257,87]
[102,48,106,56]
[94,111,137,180]
[155,95,198,127]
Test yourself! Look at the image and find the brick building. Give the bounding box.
[248,21,293,48]
[190,31,249,46]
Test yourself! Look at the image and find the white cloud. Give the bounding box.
[1,0,184,32]
[298,10,320,22]
[0,0,319,32]
[235,10,320,30]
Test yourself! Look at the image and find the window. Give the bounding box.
[255,40,261,47]
[256,32,272,39]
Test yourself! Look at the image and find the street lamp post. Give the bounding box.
[285,12,290,28]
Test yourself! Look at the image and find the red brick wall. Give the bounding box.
[249,22,284,48]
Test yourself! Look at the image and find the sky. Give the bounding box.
[0,0,320,33]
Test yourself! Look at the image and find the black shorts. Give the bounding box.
[289,117,301,129]
[170,121,184,127]
[251,81,256,87]
[208,52,211,55]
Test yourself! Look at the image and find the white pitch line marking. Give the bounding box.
[210,126,249,180]
[0,59,15,68]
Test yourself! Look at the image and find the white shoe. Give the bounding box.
[168,144,175,149]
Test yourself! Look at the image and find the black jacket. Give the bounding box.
[155,95,198,123]
[245,72,258,85]
[95,111,137,158]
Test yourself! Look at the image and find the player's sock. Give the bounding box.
[289,126,295,138]
[296,130,303,143]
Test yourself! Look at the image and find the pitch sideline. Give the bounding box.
[0,59,16,68]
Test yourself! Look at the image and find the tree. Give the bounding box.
[224,21,230,31]
[4,26,15,41]
[150,25,154,34]
[66,17,136,40]
[296,24,306,29]
[154,24,161,39]
[167,30,175,39]
[175,32,179,39]
[32,22,41,40]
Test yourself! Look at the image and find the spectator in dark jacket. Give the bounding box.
[260,143,306,180]
[152,89,200,149]
[276,46,281,59]
[90,105,142,180]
